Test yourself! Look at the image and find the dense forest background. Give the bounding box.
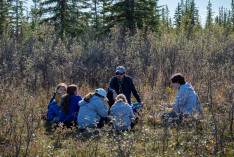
[0,0,233,156]
[0,0,233,89]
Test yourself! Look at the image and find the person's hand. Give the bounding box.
[113,90,117,100]
[139,102,144,106]
[167,103,174,108]
[170,109,176,114]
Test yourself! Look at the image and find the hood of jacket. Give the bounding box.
[180,83,194,91]
[111,102,129,111]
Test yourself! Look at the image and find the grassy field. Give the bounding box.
[0,81,233,156]
[0,25,233,156]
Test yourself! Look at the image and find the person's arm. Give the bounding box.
[128,105,135,122]
[108,77,117,92]
[166,103,174,108]
[47,105,55,120]
[172,88,189,113]
[95,99,108,118]
[47,93,56,109]
[128,77,142,103]
[54,105,61,117]
[49,93,56,103]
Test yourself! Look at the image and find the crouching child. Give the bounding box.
[110,94,137,131]
[77,88,108,131]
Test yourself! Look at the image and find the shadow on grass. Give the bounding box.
[43,120,54,134]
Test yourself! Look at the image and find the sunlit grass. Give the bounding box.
[0,26,233,156]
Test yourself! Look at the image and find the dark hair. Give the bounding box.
[61,84,77,114]
[171,73,186,85]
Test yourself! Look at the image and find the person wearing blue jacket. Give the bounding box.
[59,84,82,128]
[171,73,203,117]
[47,93,62,123]
[77,88,108,130]
[108,66,143,106]
[110,94,135,131]
[163,73,203,121]
[48,83,67,109]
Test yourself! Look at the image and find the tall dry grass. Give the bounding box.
[0,25,233,156]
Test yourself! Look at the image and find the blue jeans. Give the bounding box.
[131,103,143,115]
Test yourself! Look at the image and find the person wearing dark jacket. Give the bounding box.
[58,84,82,128]
[48,83,67,109]
[47,93,62,123]
[108,66,143,106]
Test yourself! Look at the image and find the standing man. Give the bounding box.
[108,66,143,106]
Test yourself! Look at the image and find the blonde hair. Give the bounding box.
[115,94,127,103]
[83,92,95,102]
[55,83,67,92]
[83,92,103,102]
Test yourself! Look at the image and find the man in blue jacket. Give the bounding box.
[108,66,143,106]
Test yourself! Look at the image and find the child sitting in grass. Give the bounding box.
[162,73,203,123]
[59,84,82,128]
[47,93,62,123]
[48,83,67,109]
[77,88,108,130]
[110,94,136,131]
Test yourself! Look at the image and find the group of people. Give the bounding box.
[47,66,203,131]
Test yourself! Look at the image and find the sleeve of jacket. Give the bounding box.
[47,105,55,120]
[50,93,56,103]
[128,105,135,122]
[48,93,56,109]
[128,77,141,103]
[173,88,189,113]
[108,77,116,92]
[54,106,61,117]
[95,99,108,118]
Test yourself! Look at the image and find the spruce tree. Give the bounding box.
[182,0,200,38]
[161,5,171,31]
[30,0,42,30]
[232,0,234,28]
[104,0,160,34]
[0,0,9,35]
[174,3,182,28]
[10,0,26,39]
[205,0,213,29]
[39,0,90,39]
[91,0,100,31]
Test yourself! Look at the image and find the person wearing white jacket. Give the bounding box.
[110,94,135,131]
[77,88,108,130]
[162,73,203,123]
[170,73,203,117]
